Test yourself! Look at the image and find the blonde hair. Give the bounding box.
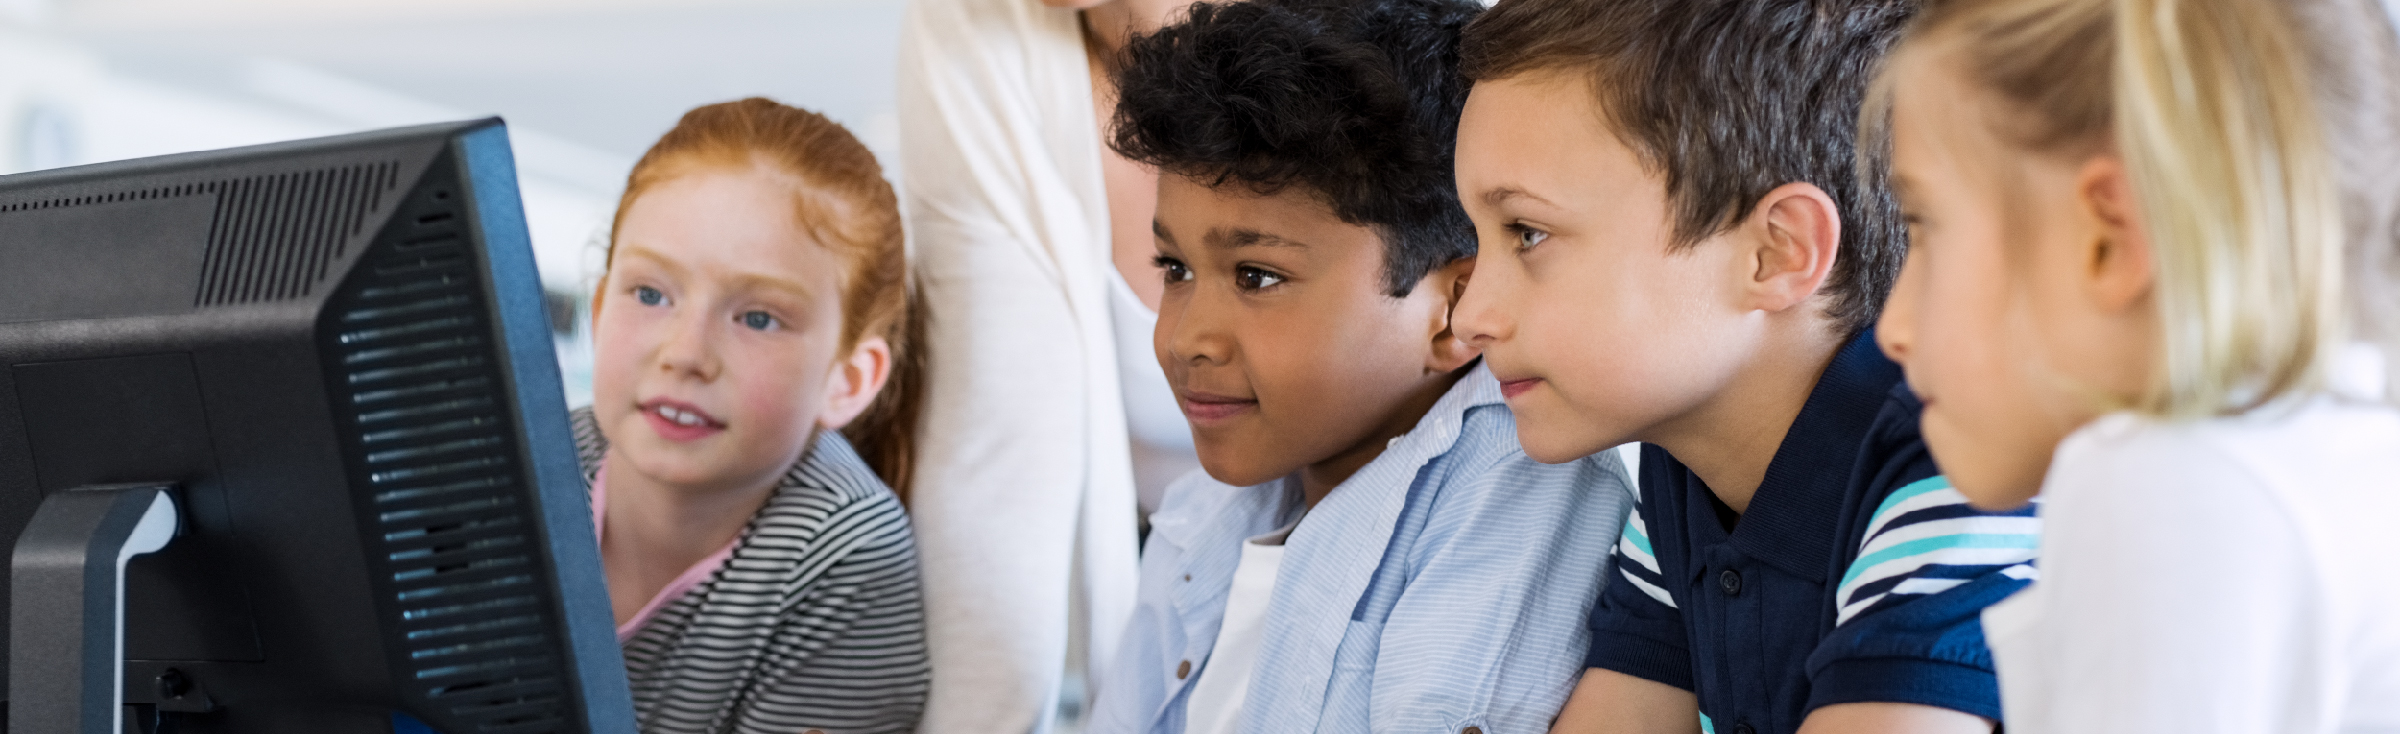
[1872,0,2360,417]
[606,98,925,497]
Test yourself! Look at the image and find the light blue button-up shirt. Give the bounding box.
[1086,364,1634,734]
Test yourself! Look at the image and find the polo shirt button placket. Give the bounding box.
[1719,568,1743,596]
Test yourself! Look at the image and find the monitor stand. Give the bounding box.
[9,485,180,734]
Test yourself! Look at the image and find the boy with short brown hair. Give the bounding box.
[1449,1,2039,732]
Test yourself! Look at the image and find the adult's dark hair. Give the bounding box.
[1111,0,1484,296]
[1461,0,1917,335]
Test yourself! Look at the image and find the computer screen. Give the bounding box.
[0,119,633,734]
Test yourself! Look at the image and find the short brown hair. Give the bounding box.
[1461,0,1917,336]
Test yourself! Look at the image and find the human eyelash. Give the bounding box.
[1154,255,1193,283]
[1233,265,1286,291]
[1506,222,1550,251]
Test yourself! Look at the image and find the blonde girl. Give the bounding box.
[1868,0,2400,730]
[580,98,928,734]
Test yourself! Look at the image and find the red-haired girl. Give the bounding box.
[578,97,926,734]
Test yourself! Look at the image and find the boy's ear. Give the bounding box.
[817,335,894,430]
[2075,155,2155,312]
[1739,182,1842,314]
[1424,256,1483,375]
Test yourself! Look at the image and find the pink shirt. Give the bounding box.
[592,468,740,643]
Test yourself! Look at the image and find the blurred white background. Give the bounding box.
[0,0,908,406]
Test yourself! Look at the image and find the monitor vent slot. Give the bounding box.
[0,162,402,306]
[197,161,402,306]
[0,183,216,212]
[324,178,575,734]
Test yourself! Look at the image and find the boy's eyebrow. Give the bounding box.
[1481,186,1556,208]
[1208,228,1307,250]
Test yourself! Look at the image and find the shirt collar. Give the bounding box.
[1728,329,1904,580]
[1373,359,1503,465]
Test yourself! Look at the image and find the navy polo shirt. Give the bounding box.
[1587,330,2037,734]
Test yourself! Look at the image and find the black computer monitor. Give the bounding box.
[0,120,633,734]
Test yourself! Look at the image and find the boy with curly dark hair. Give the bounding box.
[1082,0,1635,731]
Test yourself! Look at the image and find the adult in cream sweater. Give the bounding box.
[895,0,1198,730]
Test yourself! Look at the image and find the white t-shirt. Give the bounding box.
[1983,346,2400,733]
[1183,522,1296,734]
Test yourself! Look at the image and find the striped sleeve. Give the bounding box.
[1585,480,1695,691]
[1615,499,1676,609]
[1834,476,2039,626]
[1804,474,2036,720]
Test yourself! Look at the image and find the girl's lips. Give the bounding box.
[1178,392,1258,424]
[638,398,725,442]
[1499,377,1544,399]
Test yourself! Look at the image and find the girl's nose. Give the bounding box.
[1877,254,1923,365]
[654,309,722,381]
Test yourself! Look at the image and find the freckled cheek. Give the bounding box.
[722,338,833,423]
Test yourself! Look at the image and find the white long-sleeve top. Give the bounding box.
[1982,346,2400,733]
[894,0,1143,732]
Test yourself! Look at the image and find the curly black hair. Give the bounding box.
[1110,0,1484,297]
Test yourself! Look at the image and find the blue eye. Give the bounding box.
[634,286,664,306]
[1512,224,1549,251]
[740,311,778,331]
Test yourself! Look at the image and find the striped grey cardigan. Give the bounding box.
[572,408,929,734]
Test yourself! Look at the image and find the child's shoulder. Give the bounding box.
[767,430,910,518]
[2051,392,2400,526]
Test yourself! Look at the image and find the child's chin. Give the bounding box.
[1515,422,1615,465]
[1193,446,1289,488]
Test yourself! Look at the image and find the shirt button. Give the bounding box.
[1183,574,1192,582]
[1719,568,1743,596]
[1733,725,1755,734]
[1177,659,1192,679]
[1462,727,1483,734]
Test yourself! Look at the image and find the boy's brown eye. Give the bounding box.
[1234,266,1285,291]
[1156,258,1192,284]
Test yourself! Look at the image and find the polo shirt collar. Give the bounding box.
[1727,329,1902,580]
